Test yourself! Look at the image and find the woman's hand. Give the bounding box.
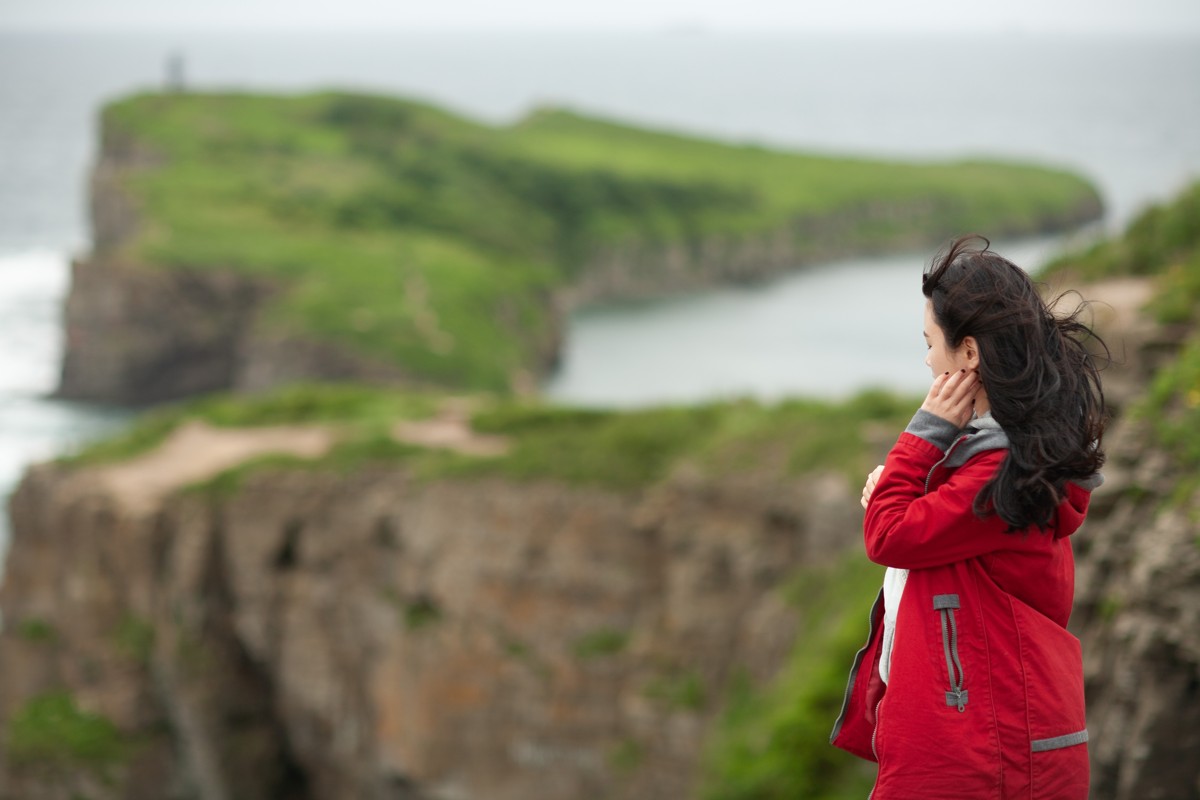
[861,465,884,509]
[921,369,979,429]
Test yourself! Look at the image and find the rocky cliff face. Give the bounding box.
[0,452,859,800]
[1066,280,1200,800]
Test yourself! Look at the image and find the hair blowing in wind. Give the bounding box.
[922,234,1109,531]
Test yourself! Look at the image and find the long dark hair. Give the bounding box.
[922,234,1108,531]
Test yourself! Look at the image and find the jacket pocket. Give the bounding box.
[1030,731,1090,799]
[933,594,968,711]
[1010,600,1089,797]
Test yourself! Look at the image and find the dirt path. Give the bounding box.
[90,399,510,515]
[1078,276,1155,333]
[391,398,510,457]
[93,420,336,514]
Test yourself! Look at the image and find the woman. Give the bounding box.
[830,235,1107,799]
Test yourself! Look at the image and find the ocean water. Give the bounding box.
[1,29,1199,548]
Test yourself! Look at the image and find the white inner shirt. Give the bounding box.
[879,566,909,684]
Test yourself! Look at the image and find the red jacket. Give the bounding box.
[830,410,1095,799]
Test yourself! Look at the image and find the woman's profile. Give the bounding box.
[830,234,1107,799]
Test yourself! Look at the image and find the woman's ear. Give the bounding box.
[961,336,981,369]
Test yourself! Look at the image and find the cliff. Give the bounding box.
[59,91,1104,405]
[1042,182,1200,800]
[0,394,901,799]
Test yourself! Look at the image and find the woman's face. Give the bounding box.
[923,300,970,377]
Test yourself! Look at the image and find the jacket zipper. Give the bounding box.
[927,438,971,713]
[829,589,884,745]
[868,695,888,796]
[870,696,884,759]
[934,594,968,711]
[925,434,968,495]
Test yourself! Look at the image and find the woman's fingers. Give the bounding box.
[861,465,884,509]
[921,369,980,427]
[948,369,978,400]
[925,370,951,402]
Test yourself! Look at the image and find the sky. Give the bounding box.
[2,0,1199,35]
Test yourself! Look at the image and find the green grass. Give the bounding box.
[65,383,917,501]
[645,669,708,712]
[1139,333,1200,496]
[6,691,127,771]
[1041,181,1200,286]
[571,627,631,659]
[100,90,1102,393]
[610,738,646,774]
[421,390,915,491]
[700,553,883,800]
[16,619,57,644]
[402,597,444,632]
[111,615,156,665]
[64,383,439,467]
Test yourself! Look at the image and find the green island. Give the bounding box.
[93,90,1103,393]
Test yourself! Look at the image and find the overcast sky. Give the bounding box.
[2,0,1199,35]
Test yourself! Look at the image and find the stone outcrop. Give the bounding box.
[1065,279,1200,800]
[0,450,860,799]
[59,258,272,405]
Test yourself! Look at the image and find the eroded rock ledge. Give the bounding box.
[0,449,859,799]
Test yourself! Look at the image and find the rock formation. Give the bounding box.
[0,427,861,799]
[1066,279,1200,800]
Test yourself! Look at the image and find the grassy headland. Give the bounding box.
[98,91,1102,393]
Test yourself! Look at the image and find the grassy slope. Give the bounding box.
[66,383,916,493]
[102,91,1101,392]
[1043,180,1200,498]
[700,553,881,800]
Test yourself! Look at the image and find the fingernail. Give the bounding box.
[960,368,966,373]
[944,371,949,375]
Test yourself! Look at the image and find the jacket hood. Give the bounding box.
[945,412,1008,469]
[1055,477,1100,539]
[955,413,1102,540]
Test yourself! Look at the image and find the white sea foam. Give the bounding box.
[0,249,70,395]
[0,249,129,560]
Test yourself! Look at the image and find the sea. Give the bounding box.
[1,29,1199,553]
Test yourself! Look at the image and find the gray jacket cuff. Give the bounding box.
[904,409,962,452]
